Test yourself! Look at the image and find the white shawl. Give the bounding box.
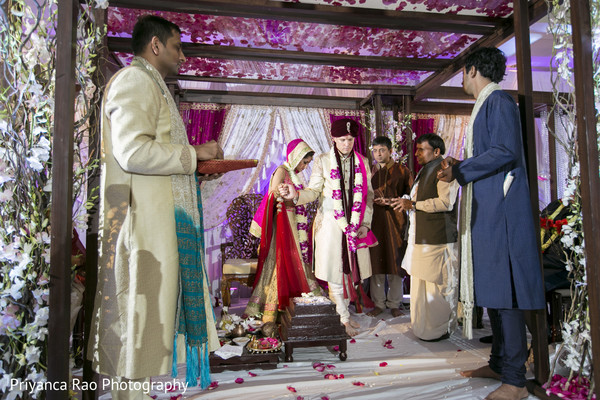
[460,82,501,339]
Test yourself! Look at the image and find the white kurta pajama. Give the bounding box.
[297,151,373,322]
[402,179,459,340]
[89,60,219,384]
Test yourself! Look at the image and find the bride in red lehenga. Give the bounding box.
[244,139,322,322]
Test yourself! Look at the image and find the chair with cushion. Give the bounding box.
[220,193,263,308]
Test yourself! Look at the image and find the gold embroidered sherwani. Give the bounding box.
[89,62,218,380]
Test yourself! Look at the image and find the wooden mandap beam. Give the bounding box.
[168,74,416,92]
[108,37,449,71]
[514,0,550,389]
[571,0,600,396]
[182,89,362,109]
[48,0,78,398]
[423,86,564,105]
[414,0,548,101]
[107,0,502,35]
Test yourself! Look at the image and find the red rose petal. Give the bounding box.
[333,345,339,351]
[350,339,356,343]
[321,397,330,400]
[315,366,325,372]
[326,364,336,369]
[313,362,324,369]
[235,378,244,384]
[338,374,344,379]
[324,374,337,380]
[379,362,388,367]
[352,381,365,387]
[208,381,219,390]
[248,372,257,377]
[287,386,297,393]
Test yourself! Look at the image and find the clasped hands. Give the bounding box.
[277,183,368,238]
[193,140,225,182]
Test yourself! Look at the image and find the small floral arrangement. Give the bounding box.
[543,374,596,399]
[540,213,570,252]
[365,112,414,165]
[257,337,279,349]
[218,313,260,333]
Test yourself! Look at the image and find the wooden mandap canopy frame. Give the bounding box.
[47,1,600,398]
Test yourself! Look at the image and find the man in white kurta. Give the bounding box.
[395,134,459,341]
[88,16,220,399]
[282,119,373,337]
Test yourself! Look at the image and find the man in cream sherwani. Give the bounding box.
[281,119,374,337]
[89,16,221,399]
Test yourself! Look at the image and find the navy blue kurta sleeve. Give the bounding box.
[452,91,545,310]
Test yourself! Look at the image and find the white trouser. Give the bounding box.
[410,277,452,340]
[328,282,350,324]
[369,274,404,310]
[109,377,152,400]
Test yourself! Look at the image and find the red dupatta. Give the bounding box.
[253,192,310,310]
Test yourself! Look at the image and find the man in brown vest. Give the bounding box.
[393,133,459,341]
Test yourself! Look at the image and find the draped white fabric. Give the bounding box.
[278,107,333,182]
[535,113,552,209]
[202,105,277,293]
[434,114,470,160]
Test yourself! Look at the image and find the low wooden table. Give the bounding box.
[209,347,281,373]
[280,297,349,362]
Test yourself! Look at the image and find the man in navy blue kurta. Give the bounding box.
[438,47,545,400]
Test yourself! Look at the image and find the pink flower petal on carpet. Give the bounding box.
[379,362,388,367]
[287,386,297,393]
[235,378,244,384]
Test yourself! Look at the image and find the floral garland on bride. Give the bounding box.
[329,148,365,252]
[282,163,310,264]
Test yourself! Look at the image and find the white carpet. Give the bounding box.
[137,308,540,400]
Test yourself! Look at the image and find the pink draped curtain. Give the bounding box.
[180,103,228,145]
[329,114,367,156]
[410,117,435,174]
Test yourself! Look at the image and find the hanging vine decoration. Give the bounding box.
[363,100,414,166]
[0,0,105,398]
[543,1,599,399]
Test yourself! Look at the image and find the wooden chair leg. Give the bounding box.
[221,277,231,308]
[550,291,563,342]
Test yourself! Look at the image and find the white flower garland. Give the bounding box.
[282,162,310,264]
[328,148,364,252]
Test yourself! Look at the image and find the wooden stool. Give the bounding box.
[280,297,349,362]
